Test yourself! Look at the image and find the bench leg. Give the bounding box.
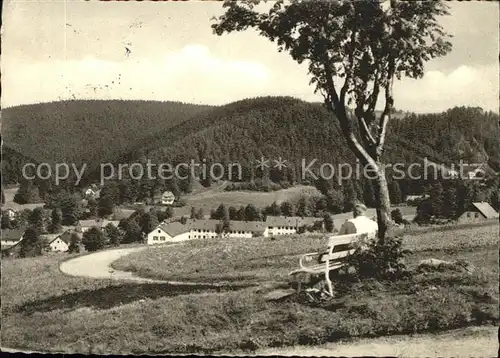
[325,272,333,297]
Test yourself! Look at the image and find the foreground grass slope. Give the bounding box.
[1,223,498,354]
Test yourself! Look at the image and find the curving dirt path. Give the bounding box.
[60,245,174,283]
[59,244,243,287]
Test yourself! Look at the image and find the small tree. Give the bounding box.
[390,208,404,225]
[139,212,159,235]
[323,213,334,233]
[388,180,403,205]
[48,208,63,234]
[19,227,43,258]
[190,206,197,219]
[104,224,122,247]
[81,227,106,252]
[123,220,143,244]
[1,214,12,230]
[280,201,294,216]
[68,232,82,253]
[244,204,261,221]
[228,206,238,220]
[28,208,46,233]
[196,208,204,219]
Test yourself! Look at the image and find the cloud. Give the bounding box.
[1,44,272,106]
[394,65,498,113]
[2,45,498,113]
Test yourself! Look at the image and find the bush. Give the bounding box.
[345,234,411,281]
[391,208,404,224]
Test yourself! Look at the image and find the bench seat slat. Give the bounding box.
[320,249,355,262]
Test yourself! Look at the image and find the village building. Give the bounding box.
[1,229,24,252]
[146,222,190,245]
[3,208,17,220]
[146,215,326,245]
[186,219,266,240]
[159,191,175,205]
[77,219,120,233]
[405,194,429,204]
[457,202,499,223]
[42,231,72,252]
[263,216,323,237]
[84,184,101,199]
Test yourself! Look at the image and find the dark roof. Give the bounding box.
[57,231,73,244]
[1,229,24,242]
[79,219,120,228]
[158,222,189,237]
[225,220,266,233]
[471,202,499,219]
[265,216,322,227]
[185,219,266,233]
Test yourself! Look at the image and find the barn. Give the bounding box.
[457,202,499,223]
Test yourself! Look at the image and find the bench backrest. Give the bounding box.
[320,232,370,262]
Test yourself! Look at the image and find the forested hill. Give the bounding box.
[117,97,500,179]
[1,99,213,167]
[2,96,499,188]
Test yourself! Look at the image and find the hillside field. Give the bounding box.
[1,222,498,354]
[174,184,416,226]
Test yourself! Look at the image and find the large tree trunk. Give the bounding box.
[372,165,392,242]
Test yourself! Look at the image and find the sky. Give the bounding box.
[1,0,499,113]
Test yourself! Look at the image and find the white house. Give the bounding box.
[186,219,266,240]
[84,185,101,199]
[263,216,323,237]
[147,222,190,245]
[147,219,267,244]
[4,208,17,220]
[78,219,120,233]
[160,191,175,205]
[405,194,429,203]
[1,229,24,246]
[43,232,71,252]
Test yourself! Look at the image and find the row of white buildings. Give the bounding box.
[147,215,324,245]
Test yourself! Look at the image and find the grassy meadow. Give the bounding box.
[175,185,323,217]
[1,222,498,354]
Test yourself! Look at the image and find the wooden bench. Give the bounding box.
[289,233,369,296]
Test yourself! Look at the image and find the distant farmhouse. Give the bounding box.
[84,184,101,199]
[146,215,324,245]
[405,194,429,205]
[4,208,17,220]
[41,231,73,252]
[77,219,120,233]
[159,191,175,205]
[458,202,499,223]
[1,229,24,249]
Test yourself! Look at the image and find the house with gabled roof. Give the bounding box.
[458,202,499,223]
[155,191,175,205]
[42,231,73,252]
[1,229,24,247]
[147,222,190,245]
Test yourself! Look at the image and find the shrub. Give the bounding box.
[390,208,404,224]
[345,234,411,281]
